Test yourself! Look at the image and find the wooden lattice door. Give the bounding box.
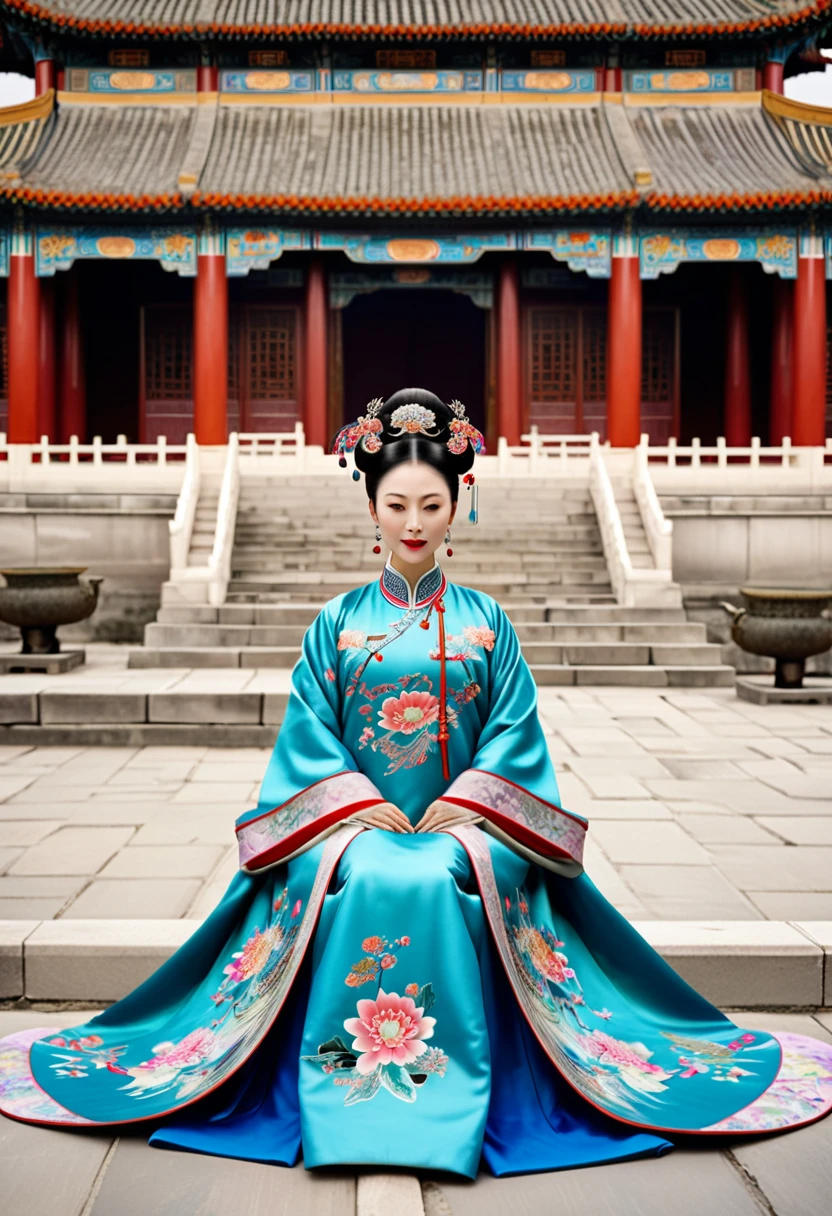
[526,304,678,441]
[238,305,300,432]
[140,305,193,443]
[641,308,679,444]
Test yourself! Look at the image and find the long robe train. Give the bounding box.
[3,561,832,1170]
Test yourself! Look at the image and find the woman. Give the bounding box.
[1,388,831,1178]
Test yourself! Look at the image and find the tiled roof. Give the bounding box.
[1,90,831,214]
[3,97,199,209]
[2,0,828,40]
[629,96,832,209]
[194,102,637,214]
[0,89,54,184]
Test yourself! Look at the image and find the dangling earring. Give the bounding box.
[445,528,453,557]
[372,525,382,555]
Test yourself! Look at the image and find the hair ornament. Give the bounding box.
[388,403,441,438]
[331,397,385,468]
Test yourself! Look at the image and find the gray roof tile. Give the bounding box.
[8,0,824,36]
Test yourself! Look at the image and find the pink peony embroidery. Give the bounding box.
[338,629,367,651]
[344,989,437,1075]
[462,624,496,650]
[378,690,439,735]
[141,1027,216,1072]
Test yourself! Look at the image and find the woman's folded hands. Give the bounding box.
[347,800,483,833]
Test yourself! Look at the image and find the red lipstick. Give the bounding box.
[401,539,427,549]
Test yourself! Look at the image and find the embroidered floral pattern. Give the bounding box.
[12,826,362,1124]
[302,931,449,1106]
[446,822,783,1129]
[341,618,496,774]
[236,771,382,869]
[345,934,411,987]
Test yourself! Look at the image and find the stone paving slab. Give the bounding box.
[0,683,830,938]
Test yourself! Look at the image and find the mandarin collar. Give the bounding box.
[380,555,446,610]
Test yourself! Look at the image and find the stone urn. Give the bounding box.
[721,588,832,689]
[0,568,103,654]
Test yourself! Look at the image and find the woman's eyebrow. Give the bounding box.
[383,492,443,501]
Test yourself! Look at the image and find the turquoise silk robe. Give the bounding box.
[2,556,832,1178]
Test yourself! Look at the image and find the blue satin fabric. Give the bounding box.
[246,575,565,831]
[149,829,672,1176]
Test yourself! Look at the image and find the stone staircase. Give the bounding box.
[132,475,734,687]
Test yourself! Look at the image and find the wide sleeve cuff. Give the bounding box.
[236,771,385,871]
[440,768,587,869]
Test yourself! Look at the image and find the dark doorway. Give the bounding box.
[341,289,486,430]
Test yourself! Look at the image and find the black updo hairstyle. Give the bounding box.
[349,388,476,506]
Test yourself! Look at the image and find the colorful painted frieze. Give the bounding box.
[65,69,197,93]
[522,231,611,278]
[313,233,517,264]
[226,229,310,275]
[332,70,483,93]
[221,70,317,94]
[501,70,597,93]
[640,229,797,279]
[36,228,197,277]
[625,68,756,93]
[0,229,8,278]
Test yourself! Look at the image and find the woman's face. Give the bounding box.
[370,460,457,567]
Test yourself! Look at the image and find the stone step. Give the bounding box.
[227,569,614,590]
[155,602,691,626]
[2,918,826,1004]
[530,664,736,687]
[225,590,619,605]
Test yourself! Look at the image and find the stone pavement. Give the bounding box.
[0,683,830,925]
[2,1004,831,1216]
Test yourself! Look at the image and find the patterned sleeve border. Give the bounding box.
[441,768,587,866]
[236,771,385,871]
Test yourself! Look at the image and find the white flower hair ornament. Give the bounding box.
[331,396,485,523]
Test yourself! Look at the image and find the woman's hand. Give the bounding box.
[348,802,414,833]
[414,799,484,833]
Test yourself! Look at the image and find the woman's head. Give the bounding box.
[346,388,477,569]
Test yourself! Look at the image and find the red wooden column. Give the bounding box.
[303,259,328,448]
[37,278,56,439]
[724,267,752,446]
[769,277,793,443]
[763,54,785,94]
[792,230,827,446]
[193,228,228,444]
[607,233,642,446]
[496,258,522,445]
[35,55,55,95]
[59,271,85,442]
[7,226,40,443]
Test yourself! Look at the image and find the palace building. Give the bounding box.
[0,1,830,451]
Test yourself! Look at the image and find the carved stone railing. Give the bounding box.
[168,433,200,573]
[206,432,240,608]
[634,436,673,573]
[589,437,680,607]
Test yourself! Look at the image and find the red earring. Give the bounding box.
[372,525,381,554]
[445,528,453,557]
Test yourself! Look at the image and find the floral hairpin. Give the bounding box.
[332,395,485,520]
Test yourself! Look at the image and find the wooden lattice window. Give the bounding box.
[531,50,566,67]
[530,309,577,404]
[144,310,192,401]
[376,49,437,68]
[665,49,706,67]
[140,306,193,443]
[526,304,678,441]
[238,306,300,432]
